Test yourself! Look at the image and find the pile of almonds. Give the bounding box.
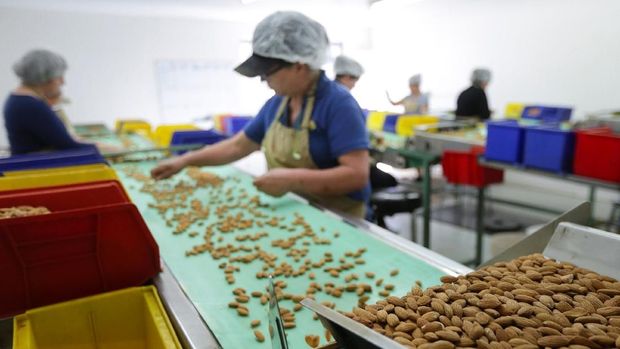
[347,253,620,349]
[0,205,51,219]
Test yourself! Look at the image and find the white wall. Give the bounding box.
[0,6,256,147]
[0,3,371,148]
[348,0,619,221]
[353,0,620,117]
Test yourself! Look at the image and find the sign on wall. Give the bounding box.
[155,59,238,123]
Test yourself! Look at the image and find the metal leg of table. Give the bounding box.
[410,210,418,243]
[422,161,432,248]
[475,187,486,267]
[588,185,596,225]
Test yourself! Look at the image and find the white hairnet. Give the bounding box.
[252,11,329,69]
[471,68,492,84]
[13,49,67,85]
[408,74,422,86]
[334,55,364,77]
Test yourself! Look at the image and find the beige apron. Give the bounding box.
[262,81,366,218]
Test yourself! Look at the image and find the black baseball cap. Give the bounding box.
[234,53,291,78]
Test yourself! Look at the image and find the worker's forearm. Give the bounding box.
[179,136,256,167]
[287,166,368,197]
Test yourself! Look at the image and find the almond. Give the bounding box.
[429,340,455,349]
[392,331,412,340]
[441,275,459,283]
[589,335,615,346]
[479,298,502,309]
[254,330,265,342]
[436,330,460,342]
[393,336,411,346]
[395,322,416,333]
[387,296,406,307]
[421,321,444,333]
[596,306,620,316]
[304,334,319,347]
[537,335,571,347]
[387,313,400,327]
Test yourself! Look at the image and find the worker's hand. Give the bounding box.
[253,168,295,197]
[151,157,186,180]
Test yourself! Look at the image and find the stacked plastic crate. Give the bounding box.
[484,105,576,174]
[0,148,179,348]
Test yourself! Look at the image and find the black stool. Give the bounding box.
[369,164,422,240]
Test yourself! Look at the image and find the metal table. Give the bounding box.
[479,158,620,222]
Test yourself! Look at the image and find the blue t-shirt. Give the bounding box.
[244,72,370,202]
[3,94,90,155]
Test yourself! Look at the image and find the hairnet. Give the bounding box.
[334,55,364,77]
[13,49,67,85]
[471,68,491,84]
[409,74,422,86]
[252,11,329,69]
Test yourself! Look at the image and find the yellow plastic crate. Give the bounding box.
[13,286,181,349]
[115,119,147,131]
[366,111,389,131]
[116,120,152,138]
[504,102,525,119]
[152,124,199,147]
[0,164,118,191]
[1,163,106,177]
[395,115,439,136]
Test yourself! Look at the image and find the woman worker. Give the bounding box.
[3,49,111,155]
[334,55,364,91]
[456,68,492,120]
[151,11,370,218]
[386,74,429,114]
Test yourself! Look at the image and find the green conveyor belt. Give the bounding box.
[113,160,447,348]
[95,133,156,150]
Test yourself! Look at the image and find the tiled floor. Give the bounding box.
[378,166,550,266]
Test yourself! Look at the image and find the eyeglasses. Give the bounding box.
[260,63,292,81]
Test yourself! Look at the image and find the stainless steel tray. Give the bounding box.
[301,202,620,349]
[413,121,484,156]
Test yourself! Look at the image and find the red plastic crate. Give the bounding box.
[0,203,160,317]
[0,180,130,211]
[573,127,620,183]
[442,146,504,188]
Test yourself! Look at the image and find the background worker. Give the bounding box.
[3,49,117,155]
[386,74,429,114]
[151,11,370,218]
[334,55,364,91]
[456,68,492,120]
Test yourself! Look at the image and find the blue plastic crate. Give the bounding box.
[484,120,525,164]
[521,105,572,123]
[170,130,228,154]
[523,126,575,173]
[0,145,104,173]
[382,114,400,133]
[224,116,253,136]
